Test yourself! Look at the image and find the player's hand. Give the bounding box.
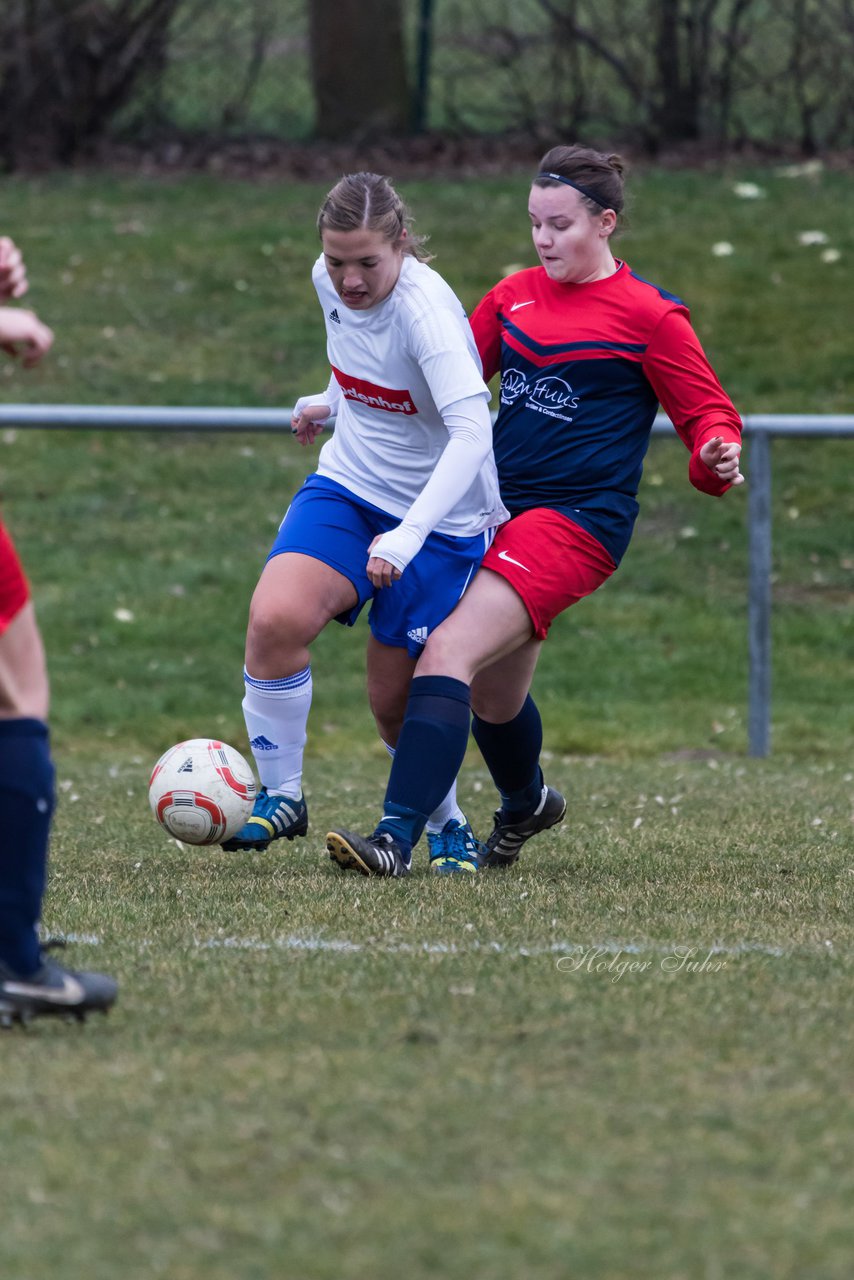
[367,526,425,588]
[0,308,54,366]
[0,237,29,300]
[367,535,403,589]
[290,402,330,446]
[700,436,744,486]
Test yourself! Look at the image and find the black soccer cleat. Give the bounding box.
[326,829,410,878]
[0,954,118,1027]
[480,785,567,868]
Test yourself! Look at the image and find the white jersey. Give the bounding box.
[312,254,507,538]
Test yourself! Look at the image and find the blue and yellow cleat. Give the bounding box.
[221,786,308,851]
[427,819,482,875]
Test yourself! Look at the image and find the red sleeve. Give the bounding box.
[643,308,743,497]
[468,285,503,382]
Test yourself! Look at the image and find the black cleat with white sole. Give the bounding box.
[480,785,567,868]
[326,829,410,878]
[0,954,118,1027]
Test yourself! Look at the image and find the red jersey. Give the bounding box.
[0,519,29,632]
[469,261,742,563]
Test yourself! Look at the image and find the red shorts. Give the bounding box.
[481,508,616,640]
[0,519,30,635]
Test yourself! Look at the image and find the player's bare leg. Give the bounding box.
[0,602,49,721]
[226,554,359,851]
[365,635,415,748]
[415,568,535,684]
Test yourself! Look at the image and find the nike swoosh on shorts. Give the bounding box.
[497,549,531,572]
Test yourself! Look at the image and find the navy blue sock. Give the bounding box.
[0,718,55,976]
[378,676,471,855]
[472,695,544,816]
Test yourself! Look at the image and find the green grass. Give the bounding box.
[1,164,851,759]
[0,165,852,1278]
[4,756,853,1280]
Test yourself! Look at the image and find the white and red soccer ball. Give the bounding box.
[148,739,256,845]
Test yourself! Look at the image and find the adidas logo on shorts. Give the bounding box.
[406,625,429,647]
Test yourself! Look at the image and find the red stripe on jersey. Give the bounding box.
[332,365,418,415]
[498,327,644,369]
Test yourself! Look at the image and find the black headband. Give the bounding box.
[535,171,611,210]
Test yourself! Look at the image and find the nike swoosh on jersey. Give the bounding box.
[497,549,532,572]
[510,301,535,312]
[3,973,87,1004]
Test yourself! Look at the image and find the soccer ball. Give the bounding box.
[148,739,256,845]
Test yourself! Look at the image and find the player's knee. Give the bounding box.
[245,601,302,669]
[417,625,466,678]
[369,689,406,746]
[470,687,519,723]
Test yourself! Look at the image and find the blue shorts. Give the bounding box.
[268,474,492,657]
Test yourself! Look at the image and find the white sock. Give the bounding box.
[383,740,465,833]
[243,666,312,798]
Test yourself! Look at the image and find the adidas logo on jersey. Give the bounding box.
[250,735,279,751]
[329,308,341,324]
[406,626,429,647]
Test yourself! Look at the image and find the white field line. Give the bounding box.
[51,932,823,960]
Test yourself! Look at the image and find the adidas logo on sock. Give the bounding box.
[406,625,429,647]
[328,308,341,324]
[250,735,279,751]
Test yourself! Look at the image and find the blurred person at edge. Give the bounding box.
[0,236,118,1024]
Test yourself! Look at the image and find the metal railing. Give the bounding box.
[3,404,852,758]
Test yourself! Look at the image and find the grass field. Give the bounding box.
[0,164,852,1279]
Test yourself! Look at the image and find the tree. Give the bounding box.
[653,0,704,143]
[0,0,184,168]
[530,0,764,151]
[308,0,411,140]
